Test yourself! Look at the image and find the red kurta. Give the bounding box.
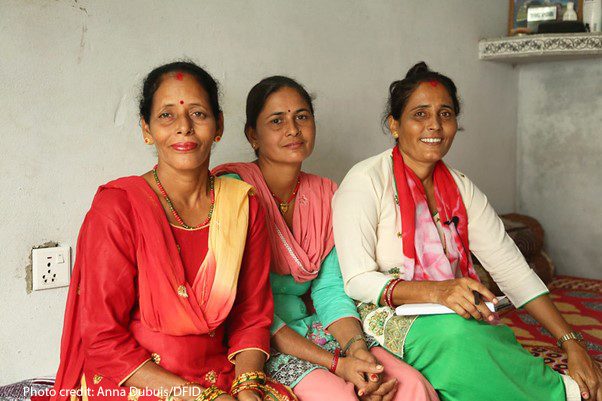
[52,177,273,400]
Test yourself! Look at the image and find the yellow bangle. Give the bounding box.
[231,371,266,388]
[231,381,265,397]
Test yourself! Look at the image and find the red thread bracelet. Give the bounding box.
[329,348,341,373]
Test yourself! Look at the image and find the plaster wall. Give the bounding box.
[517,60,602,280]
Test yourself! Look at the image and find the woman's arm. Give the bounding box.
[332,169,391,304]
[231,350,268,401]
[309,247,396,397]
[225,197,273,400]
[388,278,497,321]
[234,350,267,377]
[271,325,335,368]
[293,246,391,398]
[459,174,601,399]
[310,248,361,338]
[269,255,381,391]
[272,325,388,400]
[459,172,549,308]
[523,295,576,342]
[80,191,151,381]
[82,190,200,398]
[383,172,539,319]
[524,296,602,401]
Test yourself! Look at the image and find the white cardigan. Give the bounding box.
[332,149,548,308]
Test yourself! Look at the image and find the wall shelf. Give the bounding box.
[478,32,602,63]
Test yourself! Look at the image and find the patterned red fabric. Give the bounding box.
[502,275,602,374]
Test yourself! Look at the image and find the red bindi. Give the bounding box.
[179,100,184,105]
[429,80,438,87]
[176,72,184,81]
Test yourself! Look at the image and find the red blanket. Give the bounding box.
[502,275,602,373]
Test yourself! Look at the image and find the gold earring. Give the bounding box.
[144,137,154,145]
[252,143,258,150]
[392,131,399,139]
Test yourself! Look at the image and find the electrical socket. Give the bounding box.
[32,246,71,291]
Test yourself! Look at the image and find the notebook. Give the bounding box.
[395,296,512,316]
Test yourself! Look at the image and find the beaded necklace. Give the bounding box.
[152,164,215,229]
[271,177,301,215]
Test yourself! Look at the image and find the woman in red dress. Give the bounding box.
[50,62,293,401]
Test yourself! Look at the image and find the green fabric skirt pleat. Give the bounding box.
[402,314,566,401]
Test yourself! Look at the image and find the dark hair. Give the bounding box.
[139,61,221,123]
[383,61,460,130]
[244,75,314,134]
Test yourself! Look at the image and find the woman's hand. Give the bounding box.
[565,341,602,401]
[431,277,497,322]
[361,379,398,401]
[349,347,398,401]
[234,389,262,401]
[336,353,384,396]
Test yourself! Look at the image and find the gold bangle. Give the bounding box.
[231,371,266,388]
[231,382,265,397]
[556,331,584,348]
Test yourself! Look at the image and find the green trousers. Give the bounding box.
[402,314,567,401]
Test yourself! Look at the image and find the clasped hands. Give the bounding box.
[335,343,398,401]
[208,350,398,401]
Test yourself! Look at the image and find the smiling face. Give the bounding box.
[141,72,223,171]
[389,81,457,168]
[247,86,315,165]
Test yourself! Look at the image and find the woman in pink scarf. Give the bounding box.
[213,76,438,401]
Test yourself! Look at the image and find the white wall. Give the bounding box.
[517,59,602,280]
[0,0,517,384]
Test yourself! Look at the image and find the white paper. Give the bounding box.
[395,296,510,316]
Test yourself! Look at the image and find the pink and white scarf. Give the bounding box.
[212,162,336,283]
[392,146,479,281]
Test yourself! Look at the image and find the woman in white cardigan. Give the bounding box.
[332,62,601,401]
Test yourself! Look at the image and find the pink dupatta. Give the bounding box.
[212,162,335,283]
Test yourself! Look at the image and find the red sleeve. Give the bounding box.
[225,194,273,362]
[79,188,150,384]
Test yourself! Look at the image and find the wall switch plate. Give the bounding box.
[32,246,71,291]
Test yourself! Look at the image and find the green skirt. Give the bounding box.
[358,303,568,401]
